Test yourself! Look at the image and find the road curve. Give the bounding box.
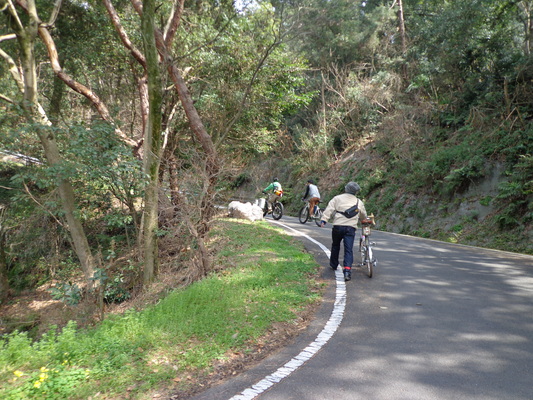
[191,215,533,400]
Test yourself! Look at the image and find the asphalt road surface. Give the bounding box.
[191,216,533,400]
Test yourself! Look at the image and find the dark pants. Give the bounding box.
[330,225,356,269]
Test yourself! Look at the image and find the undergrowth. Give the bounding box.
[0,218,322,399]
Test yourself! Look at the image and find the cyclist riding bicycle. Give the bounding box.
[262,177,283,212]
[301,179,321,217]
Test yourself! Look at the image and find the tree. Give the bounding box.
[0,206,9,303]
[1,0,97,285]
[105,0,310,277]
[140,0,162,283]
[1,0,316,294]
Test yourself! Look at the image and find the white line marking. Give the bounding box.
[228,221,346,400]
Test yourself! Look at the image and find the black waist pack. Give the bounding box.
[337,200,359,218]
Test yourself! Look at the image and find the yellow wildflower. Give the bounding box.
[34,381,41,388]
[13,370,24,377]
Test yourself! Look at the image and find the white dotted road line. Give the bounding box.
[228,221,346,400]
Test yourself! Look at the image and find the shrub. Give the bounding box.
[442,155,485,195]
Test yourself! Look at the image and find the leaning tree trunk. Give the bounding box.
[140,0,163,285]
[37,132,96,284]
[0,207,9,304]
[9,0,96,284]
[151,3,218,273]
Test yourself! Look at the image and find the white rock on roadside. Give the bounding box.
[228,201,264,221]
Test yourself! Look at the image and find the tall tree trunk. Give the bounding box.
[141,0,163,285]
[132,0,220,225]
[108,0,218,276]
[396,0,408,79]
[321,70,327,134]
[519,1,533,55]
[397,0,407,54]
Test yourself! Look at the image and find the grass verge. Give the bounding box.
[0,218,323,399]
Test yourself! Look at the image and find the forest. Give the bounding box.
[1,0,532,347]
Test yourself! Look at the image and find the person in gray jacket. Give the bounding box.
[320,181,367,281]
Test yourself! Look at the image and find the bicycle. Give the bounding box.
[261,193,283,220]
[298,201,323,227]
[359,214,376,278]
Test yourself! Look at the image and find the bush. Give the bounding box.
[442,155,485,195]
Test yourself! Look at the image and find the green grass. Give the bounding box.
[0,219,322,399]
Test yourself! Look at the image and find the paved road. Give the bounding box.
[192,216,533,400]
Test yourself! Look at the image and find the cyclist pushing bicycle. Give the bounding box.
[319,181,369,282]
[301,179,321,217]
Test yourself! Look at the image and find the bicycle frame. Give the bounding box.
[311,203,323,226]
[262,194,283,220]
[299,201,323,226]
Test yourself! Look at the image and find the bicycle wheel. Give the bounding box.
[298,206,309,223]
[365,252,373,277]
[359,242,366,268]
[364,237,373,278]
[314,208,323,227]
[272,202,283,220]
